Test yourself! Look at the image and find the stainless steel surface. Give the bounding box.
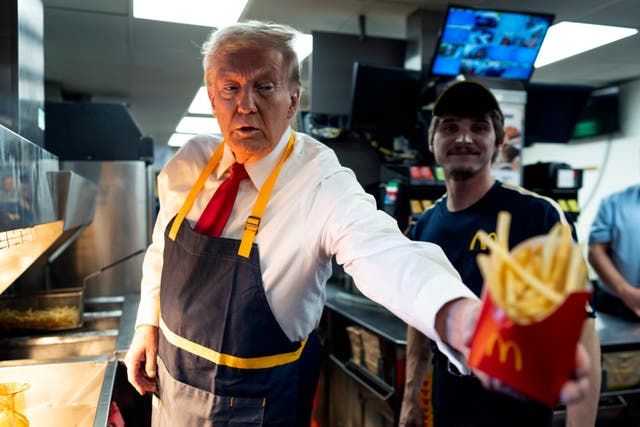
[48,170,98,233]
[115,293,140,358]
[0,296,122,360]
[0,287,85,333]
[0,221,64,296]
[328,282,640,351]
[0,293,140,427]
[0,331,117,361]
[0,125,60,295]
[0,356,117,427]
[52,161,152,297]
[94,358,118,427]
[596,311,640,350]
[0,125,57,231]
[0,126,102,297]
[6,168,98,293]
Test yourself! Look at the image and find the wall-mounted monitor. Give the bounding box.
[430,5,554,81]
[524,83,592,145]
[348,63,422,136]
[572,86,621,139]
[311,31,406,116]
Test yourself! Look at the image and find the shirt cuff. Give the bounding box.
[412,273,478,374]
[135,295,160,328]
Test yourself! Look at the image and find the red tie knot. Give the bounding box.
[230,162,248,181]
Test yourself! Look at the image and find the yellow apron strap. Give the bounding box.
[237,133,295,258]
[159,317,307,369]
[169,132,295,256]
[168,142,225,241]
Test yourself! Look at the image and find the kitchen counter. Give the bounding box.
[324,283,640,424]
[0,292,141,427]
[326,282,640,352]
[595,311,640,351]
[115,292,140,358]
[325,282,406,345]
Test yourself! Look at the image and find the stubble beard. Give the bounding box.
[449,167,476,181]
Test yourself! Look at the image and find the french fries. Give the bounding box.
[476,211,588,324]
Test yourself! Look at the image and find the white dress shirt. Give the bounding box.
[136,128,477,366]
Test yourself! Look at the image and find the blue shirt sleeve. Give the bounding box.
[589,197,613,244]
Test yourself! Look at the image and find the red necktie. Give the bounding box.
[194,162,249,237]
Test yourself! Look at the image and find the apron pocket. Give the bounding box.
[154,359,219,426]
[212,395,265,426]
[152,377,217,427]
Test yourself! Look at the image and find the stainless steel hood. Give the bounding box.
[0,124,98,295]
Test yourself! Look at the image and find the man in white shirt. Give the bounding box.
[124,21,590,426]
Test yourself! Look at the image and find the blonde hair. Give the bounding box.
[201,20,302,88]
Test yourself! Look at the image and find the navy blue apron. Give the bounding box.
[152,135,322,426]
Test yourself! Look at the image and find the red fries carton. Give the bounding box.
[468,288,591,407]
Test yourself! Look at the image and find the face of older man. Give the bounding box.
[207,46,300,163]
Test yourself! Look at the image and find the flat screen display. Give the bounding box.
[348,63,422,135]
[430,5,554,81]
[524,83,592,145]
[572,86,620,139]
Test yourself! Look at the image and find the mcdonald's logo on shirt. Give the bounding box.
[469,231,497,251]
[485,332,523,372]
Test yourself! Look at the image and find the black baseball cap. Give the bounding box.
[433,80,501,117]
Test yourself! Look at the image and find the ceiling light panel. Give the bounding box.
[134,0,248,28]
[535,21,638,67]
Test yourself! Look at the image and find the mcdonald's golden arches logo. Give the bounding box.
[469,231,497,251]
[485,332,523,372]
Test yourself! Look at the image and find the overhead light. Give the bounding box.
[535,21,638,67]
[168,133,197,147]
[176,116,221,135]
[294,34,313,61]
[188,87,211,115]
[133,0,248,28]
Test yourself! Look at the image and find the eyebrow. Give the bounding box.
[216,67,282,82]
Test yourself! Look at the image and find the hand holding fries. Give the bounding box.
[468,211,592,406]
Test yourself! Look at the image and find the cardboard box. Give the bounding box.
[346,325,381,375]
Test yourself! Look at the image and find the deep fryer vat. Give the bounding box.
[0,288,84,334]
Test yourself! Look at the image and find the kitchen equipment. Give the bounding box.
[0,358,117,427]
[2,169,98,296]
[0,288,84,334]
[49,161,153,298]
[0,249,143,334]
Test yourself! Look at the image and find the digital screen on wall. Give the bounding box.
[348,63,422,136]
[430,5,554,81]
[572,86,621,139]
[524,83,592,145]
